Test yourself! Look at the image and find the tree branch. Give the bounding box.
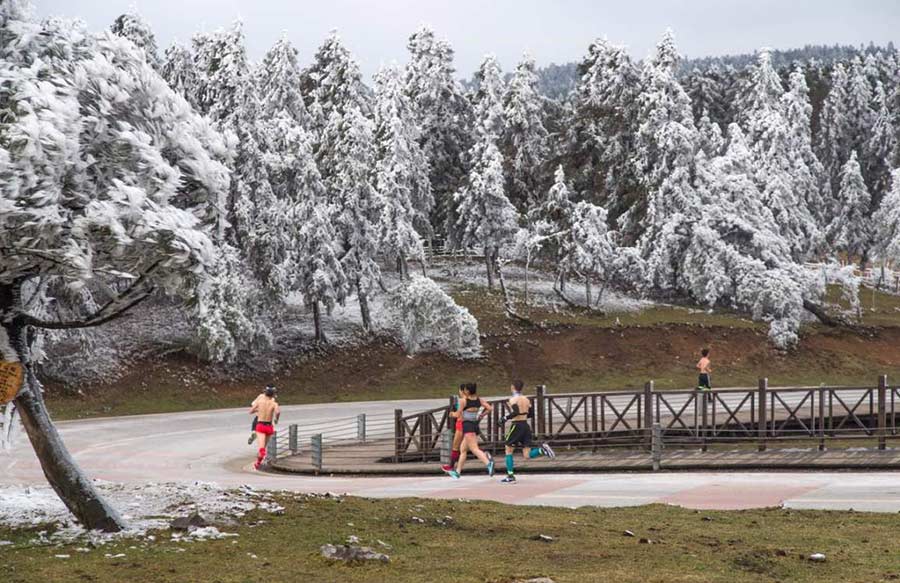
[802,299,848,327]
[17,288,155,330]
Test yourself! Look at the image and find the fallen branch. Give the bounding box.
[802,299,848,327]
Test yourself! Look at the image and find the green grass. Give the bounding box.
[3,495,900,582]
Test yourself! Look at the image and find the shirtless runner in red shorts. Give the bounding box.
[250,385,280,469]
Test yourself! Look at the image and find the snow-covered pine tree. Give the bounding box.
[325,104,381,330]
[697,108,725,157]
[300,30,368,134]
[566,201,618,306]
[782,64,828,224]
[161,42,199,108]
[257,35,311,127]
[828,151,873,261]
[372,65,432,241]
[816,62,851,195]
[684,63,728,126]
[742,50,820,259]
[110,10,161,70]
[192,22,250,123]
[873,169,900,264]
[634,30,701,287]
[502,53,550,212]
[0,0,230,530]
[530,164,576,267]
[454,140,519,290]
[404,26,473,235]
[566,38,641,226]
[866,81,896,207]
[470,54,507,143]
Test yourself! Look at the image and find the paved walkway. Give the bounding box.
[2,398,899,512]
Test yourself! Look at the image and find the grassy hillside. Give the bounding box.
[43,285,900,420]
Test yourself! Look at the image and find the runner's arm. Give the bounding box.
[478,398,493,419]
[274,404,281,424]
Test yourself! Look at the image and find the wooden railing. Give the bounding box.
[391,377,898,461]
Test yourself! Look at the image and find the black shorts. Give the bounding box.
[698,373,711,389]
[505,420,533,447]
[462,420,480,434]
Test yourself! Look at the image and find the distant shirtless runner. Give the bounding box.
[696,348,712,398]
[250,385,280,469]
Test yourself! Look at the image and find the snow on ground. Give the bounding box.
[0,482,284,545]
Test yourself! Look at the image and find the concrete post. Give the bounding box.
[440,428,451,466]
[267,431,278,462]
[651,422,662,471]
[289,424,299,454]
[357,413,367,443]
[311,433,323,472]
[536,385,546,437]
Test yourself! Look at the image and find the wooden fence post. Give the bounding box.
[817,387,826,451]
[758,378,767,452]
[311,433,323,472]
[536,385,546,437]
[357,413,367,443]
[440,428,451,466]
[393,409,403,462]
[267,431,278,463]
[878,375,888,450]
[644,381,654,449]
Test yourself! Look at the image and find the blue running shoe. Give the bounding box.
[487,454,495,477]
[448,470,460,480]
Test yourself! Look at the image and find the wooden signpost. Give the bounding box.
[0,361,24,405]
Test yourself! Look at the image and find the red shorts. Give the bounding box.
[255,422,275,435]
[455,418,463,432]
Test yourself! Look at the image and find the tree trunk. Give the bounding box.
[312,300,326,343]
[398,256,409,281]
[357,280,371,333]
[585,278,592,308]
[523,251,531,306]
[1,283,124,532]
[802,299,846,327]
[484,247,494,290]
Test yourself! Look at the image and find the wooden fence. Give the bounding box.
[390,377,899,462]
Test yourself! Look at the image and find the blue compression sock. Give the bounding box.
[505,454,514,474]
[528,447,543,459]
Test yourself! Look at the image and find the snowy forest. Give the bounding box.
[4,0,900,374]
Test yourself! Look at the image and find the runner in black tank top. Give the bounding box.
[448,383,494,479]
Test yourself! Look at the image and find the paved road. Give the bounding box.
[2,398,899,512]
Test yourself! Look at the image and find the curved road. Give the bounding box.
[3,398,900,512]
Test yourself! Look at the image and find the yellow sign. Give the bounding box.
[0,361,23,405]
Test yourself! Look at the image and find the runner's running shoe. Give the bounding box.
[486,454,495,477]
[448,470,460,480]
[247,432,257,445]
[501,475,517,484]
[541,442,556,458]
[441,464,454,474]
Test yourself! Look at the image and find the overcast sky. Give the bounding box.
[33,0,900,78]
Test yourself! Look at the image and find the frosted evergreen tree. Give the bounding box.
[403,26,473,236]
[565,201,619,306]
[873,170,900,263]
[634,29,700,278]
[471,55,507,141]
[740,49,785,146]
[697,108,724,157]
[300,31,368,134]
[257,35,310,127]
[454,140,519,289]
[530,165,576,267]
[684,64,728,125]
[192,22,250,123]
[866,82,896,206]
[502,53,549,212]
[161,42,199,108]
[0,0,231,530]
[566,38,641,221]
[110,10,161,70]
[372,65,433,239]
[828,151,872,261]
[816,62,851,192]
[782,64,828,223]
[325,105,381,330]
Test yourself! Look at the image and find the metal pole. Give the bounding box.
[651,422,662,471]
[758,378,767,452]
[311,433,323,472]
[878,375,888,450]
[357,413,367,443]
[818,388,826,451]
[289,424,298,454]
